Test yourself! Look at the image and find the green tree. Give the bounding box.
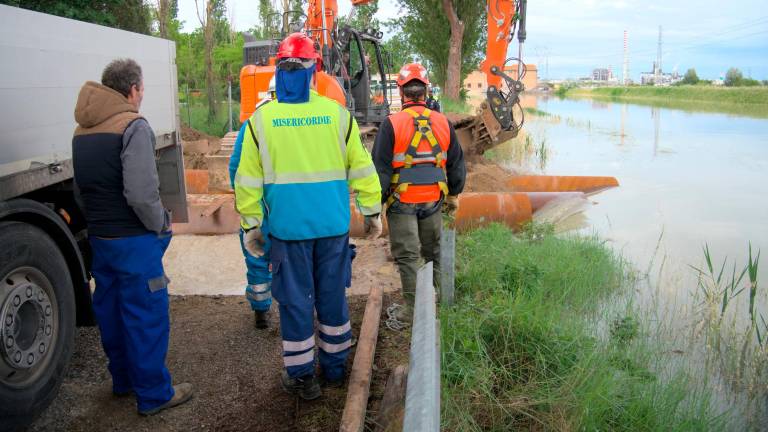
[2,0,152,34]
[741,77,761,87]
[724,67,743,87]
[681,68,699,85]
[394,0,485,99]
[214,33,244,84]
[153,0,179,39]
[382,32,414,71]
[195,0,227,119]
[250,0,279,38]
[176,30,206,92]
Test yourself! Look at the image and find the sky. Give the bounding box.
[177,0,768,81]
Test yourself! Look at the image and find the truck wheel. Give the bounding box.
[0,221,75,430]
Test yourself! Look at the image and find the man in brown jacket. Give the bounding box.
[72,59,193,416]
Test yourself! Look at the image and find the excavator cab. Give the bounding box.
[239,21,391,128]
[330,25,390,125]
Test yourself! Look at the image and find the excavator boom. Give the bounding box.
[456,0,527,155]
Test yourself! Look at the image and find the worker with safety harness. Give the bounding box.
[371,63,466,321]
[234,33,382,400]
[229,76,276,329]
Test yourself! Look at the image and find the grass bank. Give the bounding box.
[441,98,474,114]
[440,224,723,431]
[563,86,768,118]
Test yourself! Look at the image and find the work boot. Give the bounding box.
[320,374,345,388]
[254,310,269,329]
[138,383,194,416]
[281,371,321,400]
[112,389,133,397]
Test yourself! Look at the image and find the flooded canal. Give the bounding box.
[495,96,768,429]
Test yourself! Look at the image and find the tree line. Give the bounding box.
[3,0,492,123]
[679,67,765,87]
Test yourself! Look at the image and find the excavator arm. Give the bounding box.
[480,0,526,132]
[453,0,527,154]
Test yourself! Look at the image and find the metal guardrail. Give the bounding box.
[440,224,456,306]
[403,261,440,432]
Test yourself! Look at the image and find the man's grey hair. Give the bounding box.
[101,58,143,97]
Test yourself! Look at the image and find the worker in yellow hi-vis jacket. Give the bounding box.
[234,33,382,401]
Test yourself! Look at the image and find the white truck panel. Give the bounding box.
[0,4,179,178]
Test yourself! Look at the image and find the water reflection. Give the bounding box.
[497,95,768,430]
[652,106,660,158]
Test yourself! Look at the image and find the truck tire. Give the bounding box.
[0,221,76,431]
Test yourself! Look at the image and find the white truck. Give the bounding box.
[0,5,187,428]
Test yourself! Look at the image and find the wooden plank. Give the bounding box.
[373,364,408,432]
[339,283,384,432]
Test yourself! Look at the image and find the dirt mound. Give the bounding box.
[183,153,208,170]
[181,125,221,170]
[464,156,518,193]
[181,125,219,143]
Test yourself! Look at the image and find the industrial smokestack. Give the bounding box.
[622,30,629,85]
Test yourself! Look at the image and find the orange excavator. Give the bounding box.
[239,0,390,129]
[240,0,528,153]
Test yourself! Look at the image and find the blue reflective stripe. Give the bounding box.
[264,180,350,240]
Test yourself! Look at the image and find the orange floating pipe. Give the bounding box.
[507,175,618,195]
[176,192,556,236]
[527,192,586,212]
[452,192,532,232]
[349,192,533,236]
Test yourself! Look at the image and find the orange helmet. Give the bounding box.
[396,63,430,87]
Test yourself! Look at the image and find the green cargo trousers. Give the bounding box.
[386,201,442,305]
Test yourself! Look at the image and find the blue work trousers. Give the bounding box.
[89,232,174,412]
[238,218,272,312]
[270,234,353,381]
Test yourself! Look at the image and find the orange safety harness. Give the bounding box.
[388,107,449,205]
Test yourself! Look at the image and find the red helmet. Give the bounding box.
[396,63,430,87]
[276,32,319,60]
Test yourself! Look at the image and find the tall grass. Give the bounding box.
[441,224,724,431]
[689,243,766,427]
[441,98,474,114]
